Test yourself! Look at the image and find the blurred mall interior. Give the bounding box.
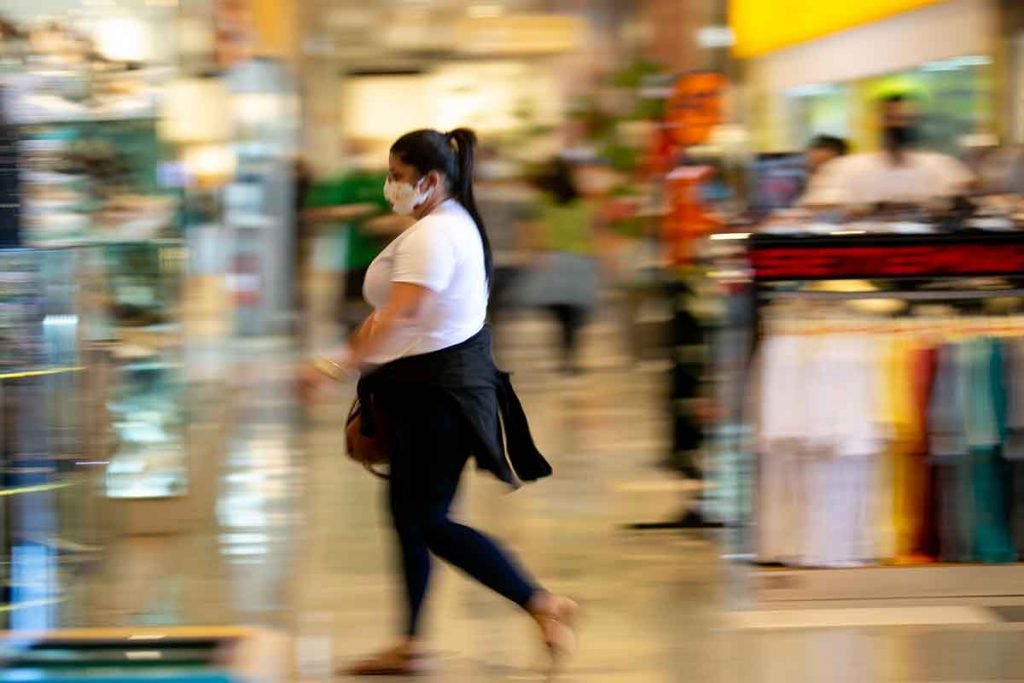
[7,0,1024,680]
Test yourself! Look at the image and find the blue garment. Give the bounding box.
[968,339,1015,563]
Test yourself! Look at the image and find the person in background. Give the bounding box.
[302,142,397,329]
[302,128,577,676]
[796,134,848,208]
[521,156,602,375]
[803,94,974,209]
[806,134,849,177]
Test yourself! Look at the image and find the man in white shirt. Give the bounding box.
[802,94,974,209]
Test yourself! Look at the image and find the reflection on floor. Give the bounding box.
[10,295,1024,681]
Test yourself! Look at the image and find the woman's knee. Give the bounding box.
[421,516,459,552]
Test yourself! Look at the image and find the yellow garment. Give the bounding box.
[877,336,927,563]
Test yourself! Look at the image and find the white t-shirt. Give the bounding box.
[801,151,974,207]
[362,198,488,364]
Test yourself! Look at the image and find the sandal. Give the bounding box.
[343,646,432,677]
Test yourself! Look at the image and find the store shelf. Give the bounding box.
[25,236,184,249]
[755,563,1024,604]
[118,361,183,372]
[13,113,158,127]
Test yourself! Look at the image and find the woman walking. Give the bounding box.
[303,128,578,676]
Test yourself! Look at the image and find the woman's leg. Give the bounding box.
[363,388,575,676]
[387,393,459,637]
[387,481,432,638]
[392,388,540,617]
[422,513,538,609]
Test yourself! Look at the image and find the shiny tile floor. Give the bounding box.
[16,279,1024,681]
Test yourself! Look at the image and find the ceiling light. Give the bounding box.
[697,26,734,48]
[467,3,504,19]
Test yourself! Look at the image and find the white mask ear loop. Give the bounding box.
[415,176,435,208]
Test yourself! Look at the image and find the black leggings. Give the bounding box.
[382,385,539,637]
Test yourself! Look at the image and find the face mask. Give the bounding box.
[383,177,432,215]
[884,124,918,150]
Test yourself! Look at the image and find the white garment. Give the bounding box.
[802,151,974,207]
[757,335,811,564]
[362,199,488,364]
[756,333,883,567]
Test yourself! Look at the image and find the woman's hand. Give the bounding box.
[297,361,330,403]
[297,357,355,403]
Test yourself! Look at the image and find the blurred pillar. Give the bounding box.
[998,0,1024,142]
[299,61,344,176]
[642,0,717,72]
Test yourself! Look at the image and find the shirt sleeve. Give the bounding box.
[798,157,851,207]
[390,222,457,292]
[933,154,975,195]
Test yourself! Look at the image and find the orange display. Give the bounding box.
[662,166,721,266]
[665,72,727,149]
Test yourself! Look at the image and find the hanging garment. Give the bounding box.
[1004,339,1024,461]
[1002,339,1024,558]
[966,338,1015,563]
[929,343,969,459]
[760,334,881,567]
[912,345,939,560]
[798,333,880,569]
[929,343,974,562]
[877,336,926,563]
[757,335,810,564]
[1007,460,1024,560]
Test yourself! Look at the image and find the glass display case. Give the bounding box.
[0,239,187,502]
[100,240,186,499]
[5,57,188,500]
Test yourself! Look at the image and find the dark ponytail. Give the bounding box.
[390,128,493,286]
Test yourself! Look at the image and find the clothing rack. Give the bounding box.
[738,230,1024,604]
[748,231,1024,359]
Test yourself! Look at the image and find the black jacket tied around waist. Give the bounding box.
[356,328,551,487]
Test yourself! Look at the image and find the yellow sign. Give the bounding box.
[730,0,941,58]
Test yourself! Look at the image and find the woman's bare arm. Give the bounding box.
[347,283,432,366]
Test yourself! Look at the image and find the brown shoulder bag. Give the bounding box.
[345,398,389,479]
